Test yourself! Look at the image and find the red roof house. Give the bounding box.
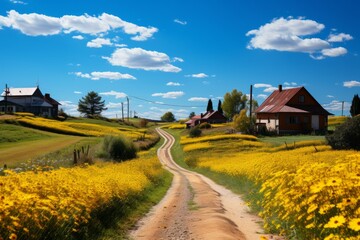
[185,110,227,128]
[254,85,332,134]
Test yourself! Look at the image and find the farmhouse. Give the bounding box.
[186,110,227,128]
[254,85,332,134]
[0,86,60,117]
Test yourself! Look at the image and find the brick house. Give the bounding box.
[254,85,332,134]
[0,86,60,117]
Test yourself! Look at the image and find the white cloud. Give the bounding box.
[0,10,157,41]
[3,10,62,36]
[74,71,136,80]
[253,83,272,88]
[59,100,79,116]
[327,95,334,98]
[87,37,112,48]
[264,87,278,92]
[246,17,351,59]
[174,19,187,25]
[322,100,350,112]
[9,0,27,5]
[321,47,347,57]
[328,33,353,42]
[188,97,208,102]
[74,91,82,94]
[72,35,84,40]
[152,91,184,99]
[103,47,181,72]
[257,94,268,99]
[100,90,127,99]
[186,73,208,78]
[284,82,297,86]
[167,82,182,86]
[106,102,123,109]
[344,80,360,88]
[172,57,184,62]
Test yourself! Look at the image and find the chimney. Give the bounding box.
[45,93,50,99]
[278,85,282,92]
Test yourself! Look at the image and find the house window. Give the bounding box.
[289,116,299,124]
[299,95,305,103]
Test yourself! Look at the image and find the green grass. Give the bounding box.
[0,123,54,143]
[94,137,173,240]
[259,135,325,146]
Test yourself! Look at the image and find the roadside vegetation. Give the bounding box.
[0,114,171,240]
[165,121,360,240]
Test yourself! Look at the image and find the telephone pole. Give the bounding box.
[4,84,10,114]
[121,102,124,122]
[126,96,129,121]
[341,101,344,116]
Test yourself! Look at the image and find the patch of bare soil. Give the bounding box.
[130,128,281,240]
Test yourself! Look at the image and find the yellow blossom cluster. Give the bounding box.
[181,137,360,239]
[180,133,258,145]
[0,157,164,240]
[16,116,145,139]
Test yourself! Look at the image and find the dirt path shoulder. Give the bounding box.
[130,128,278,240]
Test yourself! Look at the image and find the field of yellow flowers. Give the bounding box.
[0,155,166,240]
[180,133,360,239]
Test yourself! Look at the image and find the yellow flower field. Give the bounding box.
[181,136,360,239]
[0,157,165,240]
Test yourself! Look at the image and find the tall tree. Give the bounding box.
[217,100,223,114]
[189,112,196,119]
[206,99,213,112]
[350,94,360,117]
[222,89,248,119]
[78,91,107,117]
[161,112,176,122]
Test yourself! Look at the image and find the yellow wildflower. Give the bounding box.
[324,215,346,228]
[348,218,360,231]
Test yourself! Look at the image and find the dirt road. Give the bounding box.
[130,128,274,240]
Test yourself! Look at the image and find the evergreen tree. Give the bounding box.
[189,112,196,119]
[207,99,213,112]
[78,91,107,117]
[217,100,223,114]
[350,94,360,117]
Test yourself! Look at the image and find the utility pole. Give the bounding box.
[121,102,124,122]
[249,84,253,132]
[4,84,10,114]
[341,101,344,116]
[126,96,129,122]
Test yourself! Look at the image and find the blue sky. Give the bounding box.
[1,0,359,119]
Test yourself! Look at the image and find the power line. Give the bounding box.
[128,95,205,108]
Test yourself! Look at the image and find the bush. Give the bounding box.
[199,122,211,129]
[101,135,137,161]
[326,115,360,150]
[189,127,202,138]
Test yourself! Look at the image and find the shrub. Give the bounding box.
[101,135,137,161]
[326,115,360,150]
[139,119,149,128]
[189,127,202,138]
[199,122,211,129]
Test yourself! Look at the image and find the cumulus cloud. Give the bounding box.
[328,33,353,42]
[103,47,181,72]
[321,47,347,57]
[188,97,208,102]
[9,0,27,5]
[0,10,157,40]
[87,37,112,48]
[174,19,187,25]
[186,73,208,78]
[172,57,184,62]
[59,100,79,116]
[322,100,350,112]
[253,83,273,88]
[152,91,184,99]
[74,91,82,94]
[246,17,352,59]
[167,82,182,86]
[74,71,136,80]
[257,94,268,99]
[72,35,84,40]
[343,80,360,88]
[100,90,127,99]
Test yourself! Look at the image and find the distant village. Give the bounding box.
[1,84,334,135]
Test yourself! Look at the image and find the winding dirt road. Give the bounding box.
[130,128,276,240]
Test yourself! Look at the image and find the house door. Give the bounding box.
[311,115,319,130]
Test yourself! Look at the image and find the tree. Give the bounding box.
[233,109,250,133]
[189,112,196,119]
[326,115,360,150]
[206,99,213,112]
[161,112,175,122]
[217,100,223,115]
[222,89,248,119]
[78,91,107,117]
[350,94,360,117]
